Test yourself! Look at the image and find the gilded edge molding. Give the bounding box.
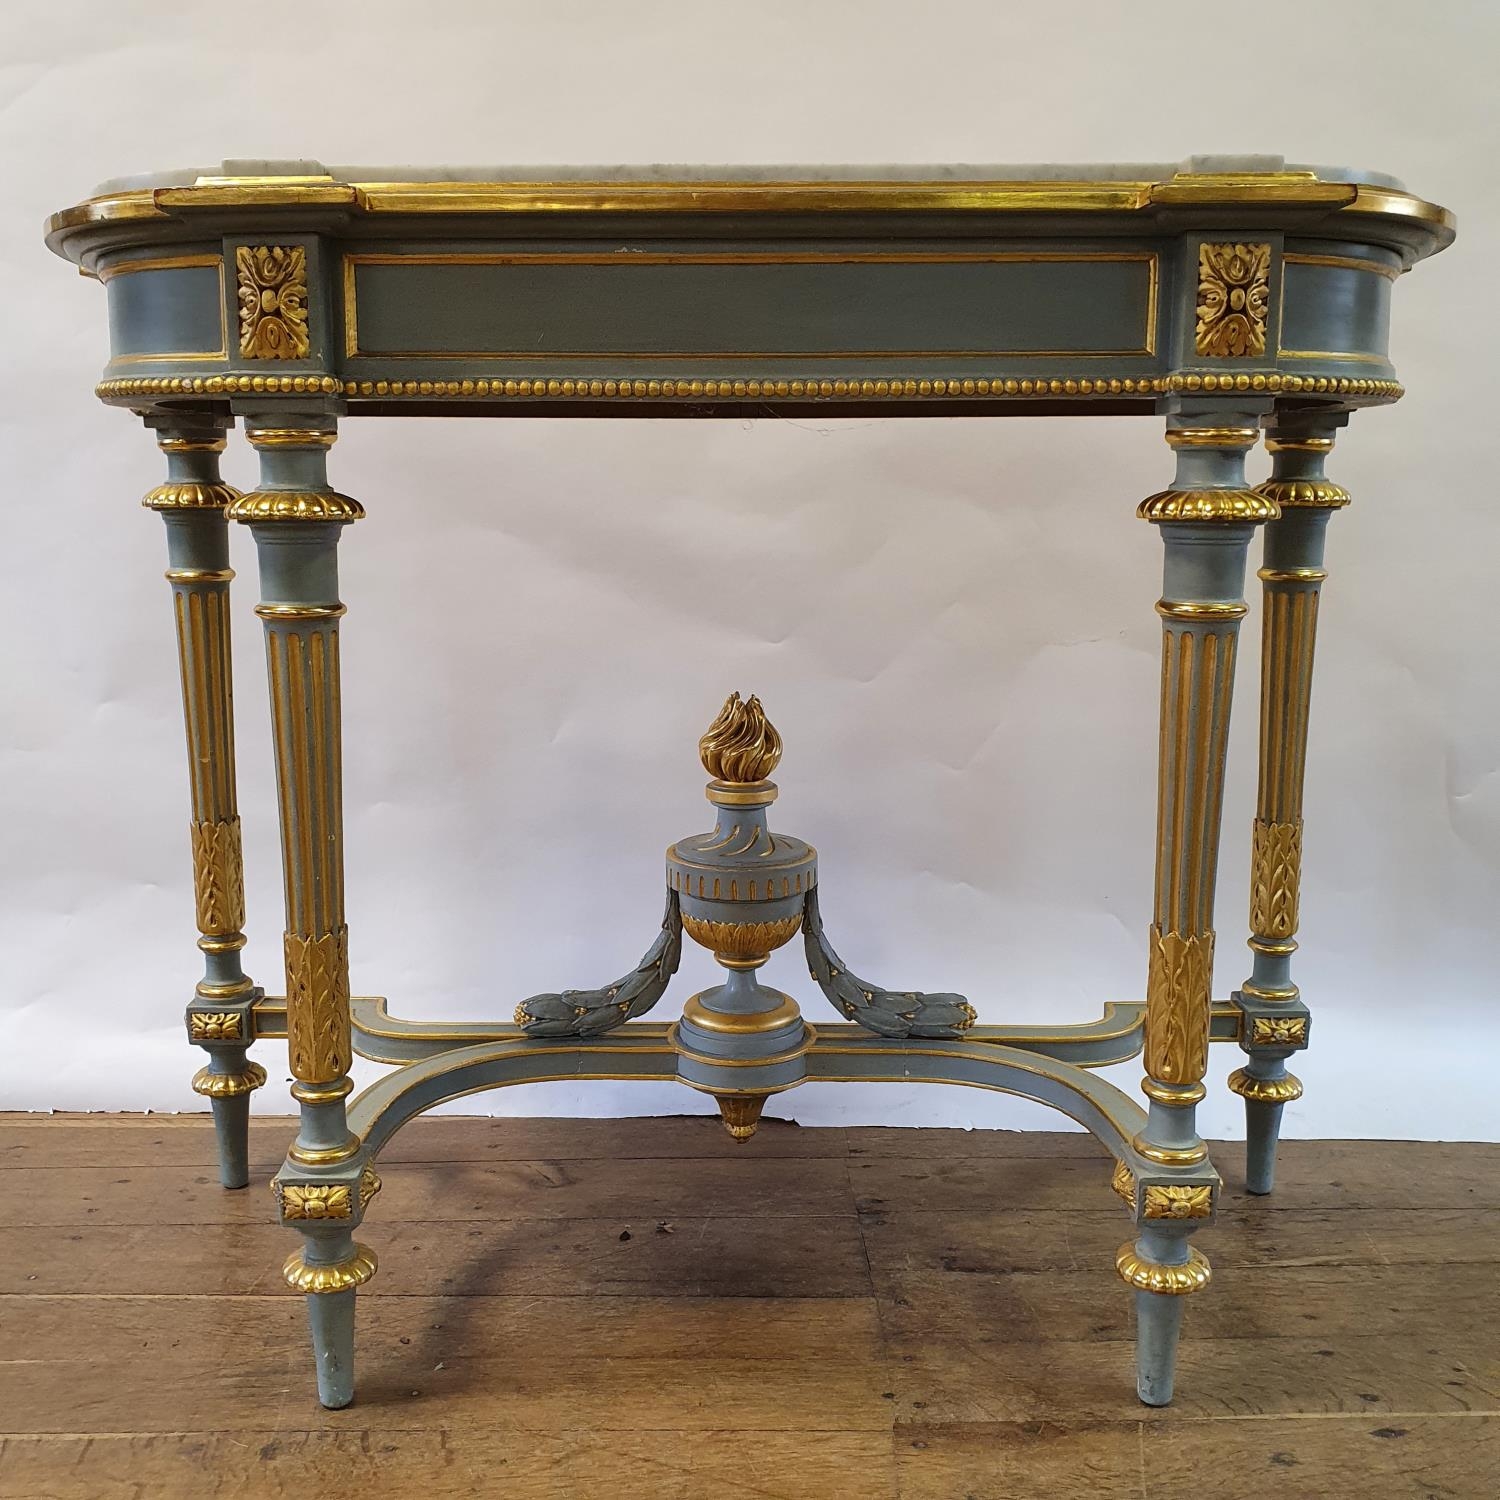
[1195,243,1271,358]
[236,246,310,359]
[282,1243,378,1295]
[187,1009,244,1041]
[1115,1243,1213,1296]
[1142,1184,1215,1220]
[46,175,1457,237]
[1228,1067,1304,1104]
[94,373,1407,402]
[1250,1015,1309,1047]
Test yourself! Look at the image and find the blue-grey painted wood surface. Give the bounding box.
[44,160,1455,1413]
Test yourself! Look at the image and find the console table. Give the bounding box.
[45,158,1455,1411]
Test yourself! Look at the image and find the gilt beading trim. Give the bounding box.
[93,373,1408,403]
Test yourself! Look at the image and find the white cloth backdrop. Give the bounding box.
[2,0,1497,1139]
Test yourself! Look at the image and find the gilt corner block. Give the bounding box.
[44,154,1453,1413]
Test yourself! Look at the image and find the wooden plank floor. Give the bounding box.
[0,1114,1495,1499]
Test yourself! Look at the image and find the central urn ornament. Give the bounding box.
[667,694,817,1139]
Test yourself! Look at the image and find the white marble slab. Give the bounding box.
[92,155,1407,195]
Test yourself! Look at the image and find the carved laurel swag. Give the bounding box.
[514,892,683,1037]
[1250,818,1302,940]
[285,926,352,1081]
[1143,926,1213,1086]
[803,888,977,1039]
[236,245,310,360]
[1195,242,1270,358]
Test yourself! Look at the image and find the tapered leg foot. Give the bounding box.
[1134,1288,1186,1406]
[284,1237,376,1408]
[1244,1099,1285,1195]
[209,1093,252,1190]
[192,1054,266,1190]
[1117,1234,1210,1408]
[307,1289,357,1409]
[1229,1065,1302,1195]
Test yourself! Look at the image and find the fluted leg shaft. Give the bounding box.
[1122,418,1277,1404]
[145,424,264,1187]
[1229,420,1345,1191]
[233,416,376,1407]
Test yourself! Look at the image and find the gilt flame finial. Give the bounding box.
[699,693,783,784]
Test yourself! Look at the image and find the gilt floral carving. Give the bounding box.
[1195,242,1270,357]
[236,245,310,359]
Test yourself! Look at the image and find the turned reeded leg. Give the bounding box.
[230,418,374,1409]
[1123,419,1277,1405]
[144,423,264,1188]
[1230,419,1346,1192]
